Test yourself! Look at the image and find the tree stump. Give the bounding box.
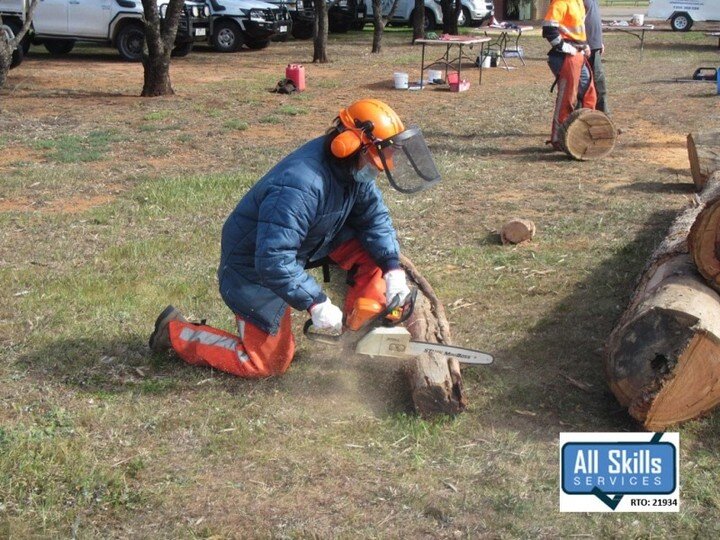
[500,218,536,245]
[688,173,720,291]
[605,195,720,430]
[559,108,617,161]
[687,131,720,190]
[401,254,467,417]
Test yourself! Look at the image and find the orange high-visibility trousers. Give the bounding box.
[166,239,386,379]
[551,54,597,147]
[328,238,387,317]
[168,309,295,379]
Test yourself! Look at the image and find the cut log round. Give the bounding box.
[687,131,720,190]
[559,108,617,161]
[606,191,720,429]
[500,218,536,245]
[401,254,467,417]
[688,173,720,291]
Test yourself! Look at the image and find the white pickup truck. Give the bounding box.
[362,0,493,31]
[206,0,292,51]
[648,0,720,32]
[0,0,211,61]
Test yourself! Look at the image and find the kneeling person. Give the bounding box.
[148,99,441,378]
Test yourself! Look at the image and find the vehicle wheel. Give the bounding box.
[246,39,271,50]
[4,21,23,68]
[670,12,693,32]
[116,24,145,61]
[171,42,193,57]
[211,20,243,52]
[44,39,75,56]
[351,21,366,31]
[424,9,436,31]
[292,21,313,40]
[329,20,351,33]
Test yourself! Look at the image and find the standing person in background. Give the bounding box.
[543,0,597,150]
[584,0,609,114]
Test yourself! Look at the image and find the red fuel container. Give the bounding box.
[285,64,306,91]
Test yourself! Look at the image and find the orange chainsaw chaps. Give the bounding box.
[346,297,383,331]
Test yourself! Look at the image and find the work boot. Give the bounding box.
[148,305,187,353]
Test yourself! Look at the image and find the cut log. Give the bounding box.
[688,173,720,290]
[687,131,720,190]
[500,218,536,245]
[606,194,720,429]
[400,254,467,417]
[559,108,617,161]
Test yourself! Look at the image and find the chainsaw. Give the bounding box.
[304,289,494,365]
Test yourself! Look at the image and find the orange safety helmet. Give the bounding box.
[330,99,405,170]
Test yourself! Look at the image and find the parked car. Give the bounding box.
[1,0,211,61]
[265,0,362,39]
[648,0,720,32]
[1,0,31,66]
[361,0,492,30]
[206,0,292,51]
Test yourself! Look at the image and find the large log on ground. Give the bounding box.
[687,131,720,190]
[605,197,720,429]
[401,254,467,417]
[559,108,617,161]
[500,218,536,245]
[688,173,720,290]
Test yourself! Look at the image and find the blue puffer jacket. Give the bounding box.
[218,136,400,335]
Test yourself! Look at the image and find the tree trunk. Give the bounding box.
[688,173,720,291]
[605,192,720,430]
[401,254,467,417]
[313,0,329,63]
[371,0,384,53]
[440,0,459,35]
[0,0,39,88]
[412,0,425,42]
[558,108,617,160]
[0,40,11,88]
[140,0,184,97]
[687,131,720,191]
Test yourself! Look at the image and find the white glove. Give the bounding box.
[560,41,578,55]
[309,298,343,332]
[384,269,411,306]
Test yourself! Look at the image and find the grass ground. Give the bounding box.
[1,25,720,538]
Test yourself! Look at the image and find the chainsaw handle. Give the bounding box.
[303,319,342,343]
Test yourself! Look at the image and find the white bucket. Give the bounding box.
[631,13,644,26]
[428,69,442,82]
[481,55,491,68]
[393,72,409,89]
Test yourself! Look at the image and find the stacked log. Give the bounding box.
[687,132,720,190]
[401,254,467,417]
[559,108,617,161]
[605,165,720,429]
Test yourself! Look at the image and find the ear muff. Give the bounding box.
[330,129,363,159]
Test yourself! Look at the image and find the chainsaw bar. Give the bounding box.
[407,341,494,365]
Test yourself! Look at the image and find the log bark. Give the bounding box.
[559,108,617,161]
[606,195,720,430]
[688,173,720,291]
[401,254,467,417]
[687,131,720,190]
[500,218,536,245]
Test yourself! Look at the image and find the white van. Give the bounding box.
[647,0,720,32]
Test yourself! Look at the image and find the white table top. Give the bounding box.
[602,24,655,30]
[480,25,534,34]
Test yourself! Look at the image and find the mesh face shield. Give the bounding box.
[374,126,441,194]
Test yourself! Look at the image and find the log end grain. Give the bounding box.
[500,218,536,245]
[560,108,617,161]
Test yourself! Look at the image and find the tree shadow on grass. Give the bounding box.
[466,208,720,442]
[617,180,696,194]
